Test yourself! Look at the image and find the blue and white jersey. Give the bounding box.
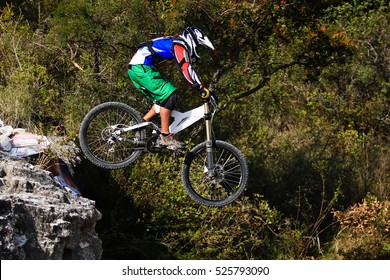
[129,37,175,66]
[129,36,204,88]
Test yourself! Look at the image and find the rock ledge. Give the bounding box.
[0,156,102,260]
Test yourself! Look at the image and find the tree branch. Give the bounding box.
[220,61,301,110]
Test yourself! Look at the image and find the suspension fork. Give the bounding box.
[204,102,215,176]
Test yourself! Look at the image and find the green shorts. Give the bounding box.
[128,64,177,104]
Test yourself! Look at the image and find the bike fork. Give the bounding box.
[204,102,214,176]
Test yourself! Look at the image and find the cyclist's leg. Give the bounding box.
[128,65,178,133]
[128,64,181,137]
[129,68,158,122]
[160,107,171,134]
[143,104,158,121]
[128,65,154,100]
[128,65,176,103]
[159,91,179,134]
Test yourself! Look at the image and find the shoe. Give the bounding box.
[158,134,185,150]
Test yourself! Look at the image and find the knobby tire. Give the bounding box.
[79,102,145,169]
[182,140,248,207]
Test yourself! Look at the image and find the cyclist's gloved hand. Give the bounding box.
[200,88,211,99]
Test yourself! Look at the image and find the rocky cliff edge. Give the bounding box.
[0,153,103,260]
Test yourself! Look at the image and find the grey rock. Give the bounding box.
[0,156,102,259]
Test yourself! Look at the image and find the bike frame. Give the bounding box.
[115,101,215,174]
[117,102,214,137]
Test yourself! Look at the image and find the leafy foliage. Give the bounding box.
[331,195,390,259]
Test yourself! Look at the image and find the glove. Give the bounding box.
[200,88,210,99]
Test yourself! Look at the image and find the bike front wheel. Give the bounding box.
[182,140,249,207]
[79,102,145,169]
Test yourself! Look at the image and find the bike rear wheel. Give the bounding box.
[79,102,145,169]
[182,140,248,207]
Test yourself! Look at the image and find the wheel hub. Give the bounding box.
[206,164,225,185]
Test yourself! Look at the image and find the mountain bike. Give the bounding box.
[79,93,248,207]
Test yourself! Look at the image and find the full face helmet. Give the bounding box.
[180,26,214,61]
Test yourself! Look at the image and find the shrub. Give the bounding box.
[331,195,390,259]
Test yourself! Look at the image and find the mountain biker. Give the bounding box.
[127,26,214,149]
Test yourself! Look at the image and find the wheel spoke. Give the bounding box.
[182,141,248,206]
[79,102,145,169]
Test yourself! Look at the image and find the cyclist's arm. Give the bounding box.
[173,44,204,89]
